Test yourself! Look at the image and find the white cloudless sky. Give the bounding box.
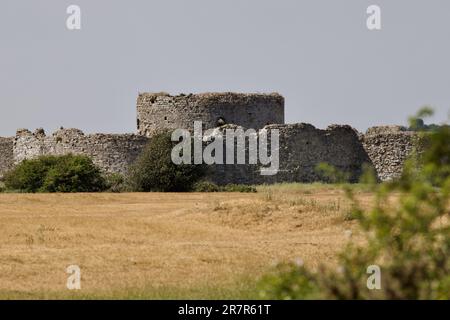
[0,0,449,136]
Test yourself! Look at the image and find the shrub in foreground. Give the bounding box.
[221,184,257,193]
[259,109,450,299]
[4,154,106,193]
[193,181,257,193]
[193,181,221,192]
[104,173,128,193]
[128,132,206,192]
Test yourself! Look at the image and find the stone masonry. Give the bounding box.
[361,125,419,181]
[137,92,284,137]
[13,128,149,176]
[0,92,421,184]
[206,123,371,185]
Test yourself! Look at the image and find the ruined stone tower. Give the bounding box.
[0,91,421,184]
[136,92,285,137]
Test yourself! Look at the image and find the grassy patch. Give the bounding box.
[0,281,259,300]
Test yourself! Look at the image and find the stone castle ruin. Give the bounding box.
[137,92,285,137]
[0,92,418,184]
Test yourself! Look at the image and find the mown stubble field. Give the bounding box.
[0,184,371,299]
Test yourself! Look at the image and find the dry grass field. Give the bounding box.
[0,184,372,299]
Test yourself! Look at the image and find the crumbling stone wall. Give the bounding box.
[14,128,149,175]
[137,92,285,137]
[0,137,14,179]
[1,91,424,185]
[362,126,419,181]
[206,123,372,185]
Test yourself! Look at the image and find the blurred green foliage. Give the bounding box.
[259,108,450,299]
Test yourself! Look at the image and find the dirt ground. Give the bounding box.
[0,185,370,299]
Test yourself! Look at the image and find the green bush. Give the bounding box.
[127,132,206,192]
[259,108,450,300]
[4,154,106,193]
[104,173,127,193]
[221,184,257,193]
[192,181,257,193]
[4,156,57,192]
[193,181,220,192]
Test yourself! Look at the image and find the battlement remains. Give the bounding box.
[13,128,149,175]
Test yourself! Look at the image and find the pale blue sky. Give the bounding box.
[0,0,449,136]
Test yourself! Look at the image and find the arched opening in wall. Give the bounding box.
[216,117,226,127]
[137,118,140,129]
[164,116,168,121]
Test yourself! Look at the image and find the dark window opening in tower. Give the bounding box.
[216,117,226,127]
[137,118,140,129]
[164,116,167,121]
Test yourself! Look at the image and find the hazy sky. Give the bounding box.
[1,0,449,136]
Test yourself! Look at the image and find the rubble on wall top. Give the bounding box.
[326,124,360,132]
[16,128,32,136]
[14,127,146,140]
[263,123,316,130]
[365,125,411,136]
[261,123,358,133]
[205,123,362,139]
[34,128,45,137]
[52,128,85,137]
[138,92,284,106]
[138,92,283,98]
[15,127,85,138]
